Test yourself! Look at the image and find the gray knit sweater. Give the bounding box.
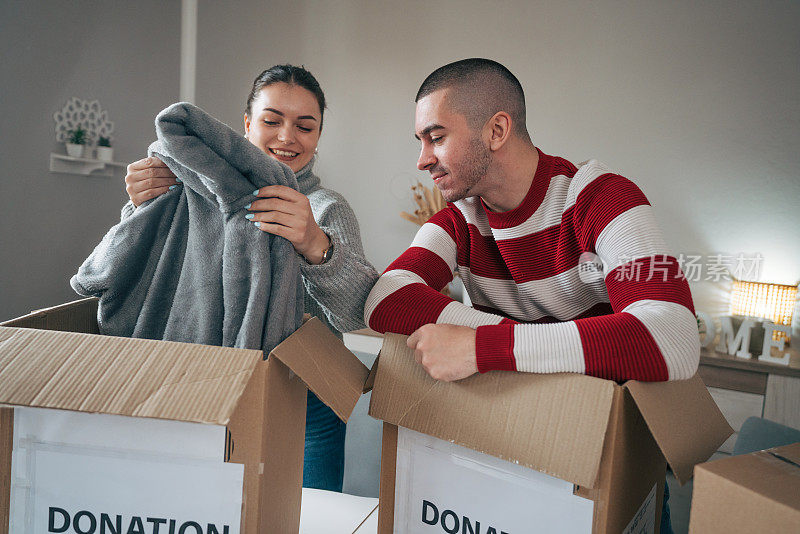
[293,158,379,336]
[121,156,378,338]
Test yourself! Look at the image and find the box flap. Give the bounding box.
[368,334,617,488]
[625,374,733,485]
[269,317,369,423]
[1,298,99,333]
[769,441,800,465]
[362,358,378,393]
[0,326,262,425]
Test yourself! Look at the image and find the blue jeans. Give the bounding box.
[303,390,346,491]
[661,480,673,534]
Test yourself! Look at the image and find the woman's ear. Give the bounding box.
[243,114,251,137]
[486,111,512,151]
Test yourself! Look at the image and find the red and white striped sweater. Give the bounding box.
[365,150,700,382]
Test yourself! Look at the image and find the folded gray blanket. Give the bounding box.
[71,102,303,355]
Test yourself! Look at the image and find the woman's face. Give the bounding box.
[244,82,322,173]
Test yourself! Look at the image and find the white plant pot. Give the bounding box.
[66,143,84,158]
[96,146,114,162]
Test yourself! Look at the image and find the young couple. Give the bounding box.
[126,60,697,532]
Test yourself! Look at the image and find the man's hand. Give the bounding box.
[407,324,478,382]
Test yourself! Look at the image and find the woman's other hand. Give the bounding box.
[125,157,180,206]
[249,185,331,264]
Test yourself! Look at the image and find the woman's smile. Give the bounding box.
[268,147,300,161]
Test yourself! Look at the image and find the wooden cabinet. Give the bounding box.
[699,345,800,454]
[764,374,800,428]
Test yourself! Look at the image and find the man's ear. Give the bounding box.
[485,111,512,151]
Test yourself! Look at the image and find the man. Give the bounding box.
[364,58,693,532]
[364,58,699,385]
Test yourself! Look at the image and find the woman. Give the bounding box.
[125,65,378,492]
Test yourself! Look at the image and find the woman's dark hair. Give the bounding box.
[245,64,327,129]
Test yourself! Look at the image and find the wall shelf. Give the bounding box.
[49,153,126,176]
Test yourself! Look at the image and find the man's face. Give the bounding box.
[415,89,491,203]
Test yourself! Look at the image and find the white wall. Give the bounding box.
[195,0,800,333]
[0,1,181,320]
[2,1,798,332]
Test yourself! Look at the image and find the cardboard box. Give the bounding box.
[689,442,800,533]
[369,334,733,534]
[0,298,369,534]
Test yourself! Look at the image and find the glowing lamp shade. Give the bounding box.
[729,280,797,341]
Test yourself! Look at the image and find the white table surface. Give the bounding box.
[300,488,378,533]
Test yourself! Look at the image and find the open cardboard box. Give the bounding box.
[0,298,369,534]
[368,334,734,534]
[0,300,734,534]
[689,442,800,533]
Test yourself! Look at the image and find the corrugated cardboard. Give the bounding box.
[585,387,666,533]
[1,297,100,333]
[689,442,800,533]
[0,326,261,424]
[369,334,616,488]
[0,298,369,534]
[626,375,733,484]
[370,333,733,533]
[378,423,398,534]
[271,317,370,422]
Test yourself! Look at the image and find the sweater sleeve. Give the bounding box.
[365,207,515,336]
[120,200,136,220]
[475,172,699,381]
[300,189,379,333]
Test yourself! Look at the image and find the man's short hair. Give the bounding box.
[416,58,529,138]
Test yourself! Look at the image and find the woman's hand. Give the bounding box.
[249,185,331,264]
[125,157,180,206]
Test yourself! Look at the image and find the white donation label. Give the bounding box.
[10,408,243,534]
[394,428,594,533]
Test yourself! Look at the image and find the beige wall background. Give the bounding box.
[2,1,798,337]
[195,0,800,334]
[0,1,180,319]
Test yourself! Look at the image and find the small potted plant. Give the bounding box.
[66,127,88,158]
[96,135,113,162]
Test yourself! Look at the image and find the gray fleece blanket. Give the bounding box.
[71,102,303,355]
